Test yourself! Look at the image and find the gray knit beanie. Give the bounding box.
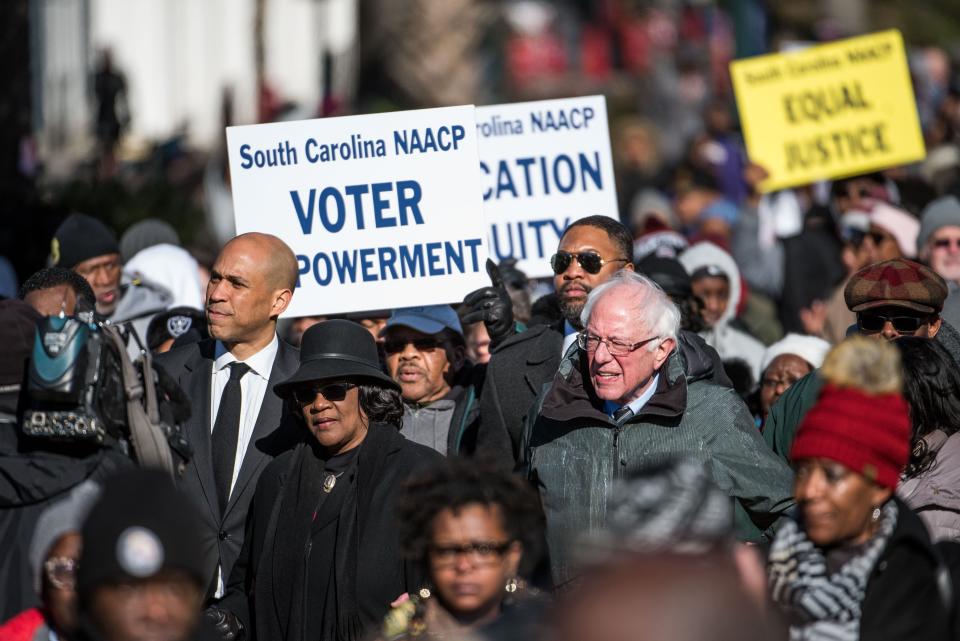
[578,457,733,566]
[29,480,101,593]
[119,218,181,263]
[918,195,960,254]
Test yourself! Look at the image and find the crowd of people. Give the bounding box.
[3,57,960,641]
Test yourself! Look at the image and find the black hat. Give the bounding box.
[50,213,119,269]
[0,299,41,390]
[636,255,692,300]
[77,468,206,594]
[274,319,398,397]
[147,306,208,350]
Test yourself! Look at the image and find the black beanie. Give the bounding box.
[636,255,693,300]
[0,299,41,389]
[51,213,120,269]
[77,468,207,594]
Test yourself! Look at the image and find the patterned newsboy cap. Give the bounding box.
[845,258,948,314]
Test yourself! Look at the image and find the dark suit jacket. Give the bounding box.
[475,323,563,471]
[155,337,301,592]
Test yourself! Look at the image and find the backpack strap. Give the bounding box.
[101,323,174,474]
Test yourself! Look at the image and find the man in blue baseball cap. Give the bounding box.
[381,305,482,457]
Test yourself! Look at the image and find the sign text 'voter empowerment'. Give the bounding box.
[226,106,490,317]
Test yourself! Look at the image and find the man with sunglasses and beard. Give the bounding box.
[765,258,960,463]
[380,305,484,456]
[469,217,634,470]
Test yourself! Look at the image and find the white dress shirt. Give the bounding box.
[210,334,279,596]
[210,334,279,494]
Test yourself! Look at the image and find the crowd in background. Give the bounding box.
[4,9,960,641]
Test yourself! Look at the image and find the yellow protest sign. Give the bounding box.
[730,30,925,192]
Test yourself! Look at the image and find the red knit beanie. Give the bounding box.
[790,384,910,489]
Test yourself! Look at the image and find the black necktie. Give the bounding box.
[613,406,634,424]
[212,362,250,513]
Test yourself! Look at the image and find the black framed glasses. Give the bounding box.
[857,312,927,334]
[428,541,513,567]
[549,251,628,275]
[291,381,357,405]
[577,332,659,356]
[383,337,444,355]
[44,557,78,591]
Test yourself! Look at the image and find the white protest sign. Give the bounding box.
[476,96,618,278]
[226,106,490,317]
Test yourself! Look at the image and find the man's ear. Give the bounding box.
[928,315,943,338]
[653,337,677,370]
[623,262,636,272]
[270,288,293,319]
[449,343,466,371]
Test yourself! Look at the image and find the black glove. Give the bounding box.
[462,259,516,349]
[204,607,244,641]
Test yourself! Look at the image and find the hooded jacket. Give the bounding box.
[679,242,766,381]
[108,273,172,358]
[521,342,793,588]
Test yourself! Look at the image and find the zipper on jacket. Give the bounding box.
[613,425,624,479]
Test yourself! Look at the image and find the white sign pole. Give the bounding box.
[226,106,490,317]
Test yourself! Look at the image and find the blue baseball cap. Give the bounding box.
[383,305,463,338]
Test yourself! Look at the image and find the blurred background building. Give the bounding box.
[1,0,959,282]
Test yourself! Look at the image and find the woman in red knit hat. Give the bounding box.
[767,337,952,641]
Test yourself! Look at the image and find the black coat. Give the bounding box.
[0,442,132,620]
[219,423,442,641]
[859,498,952,641]
[155,338,303,594]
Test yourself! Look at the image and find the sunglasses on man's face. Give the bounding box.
[382,337,444,355]
[549,251,628,275]
[857,312,927,334]
[933,238,960,250]
[291,381,356,405]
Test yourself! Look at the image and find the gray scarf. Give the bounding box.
[768,500,898,641]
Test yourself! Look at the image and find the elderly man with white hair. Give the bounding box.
[522,270,794,588]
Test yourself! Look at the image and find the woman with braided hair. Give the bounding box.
[767,337,951,641]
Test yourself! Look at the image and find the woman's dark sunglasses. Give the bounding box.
[292,381,356,405]
[857,312,926,334]
[549,251,628,275]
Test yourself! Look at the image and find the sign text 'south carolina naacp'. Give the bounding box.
[475,96,618,278]
[226,106,490,317]
[730,30,925,192]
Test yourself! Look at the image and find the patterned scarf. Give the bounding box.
[768,500,898,641]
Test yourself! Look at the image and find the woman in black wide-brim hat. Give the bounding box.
[214,320,443,641]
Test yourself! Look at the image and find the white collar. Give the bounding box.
[213,334,279,379]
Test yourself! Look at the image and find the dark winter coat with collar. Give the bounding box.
[853,497,952,641]
[476,305,733,471]
[521,342,793,588]
[218,424,442,641]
